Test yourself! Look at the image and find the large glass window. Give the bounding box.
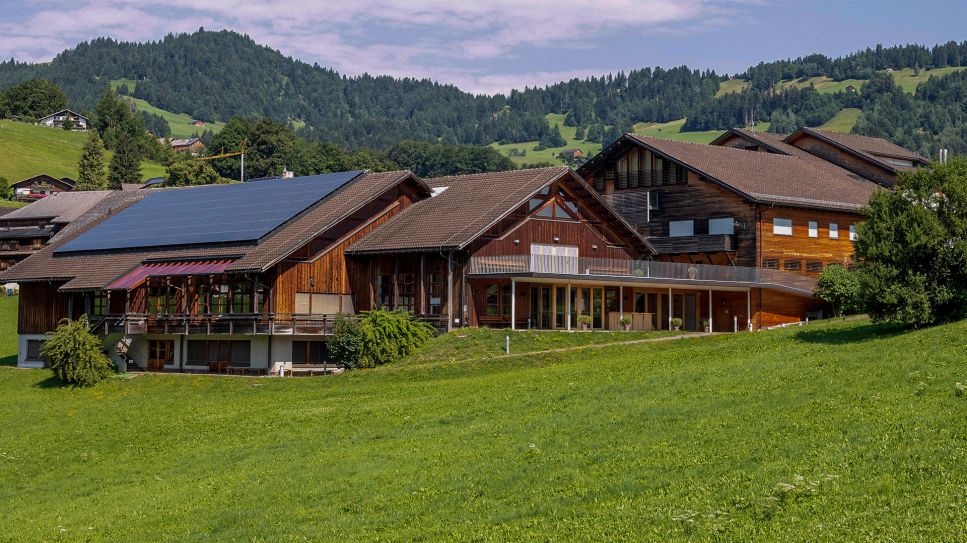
[147,285,175,315]
[293,341,329,364]
[210,284,229,314]
[376,274,393,308]
[486,284,499,316]
[428,272,443,315]
[773,218,793,236]
[232,283,252,314]
[91,291,107,317]
[669,220,694,237]
[708,217,734,235]
[397,273,415,312]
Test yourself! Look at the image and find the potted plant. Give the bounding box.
[687,265,698,280]
[701,318,710,333]
[618,315,632,332]
[577,314,592,331]
[670,317,683,331]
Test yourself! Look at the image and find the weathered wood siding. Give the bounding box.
[18,282,69,334]
[759,206,862,274]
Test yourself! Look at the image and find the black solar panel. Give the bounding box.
[56,171,364,253]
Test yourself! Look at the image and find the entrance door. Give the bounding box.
[684,293,698,331]
[147,340,174,371]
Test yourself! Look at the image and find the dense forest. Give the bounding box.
[2,30,967,157]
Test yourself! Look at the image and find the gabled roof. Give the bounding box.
[347,167,653,256]
[170,137,202,147]
[581,134,880,212]
[0,171,431,290]
[785,128,929,172]
[38,109,89,122]
[11,174,76,190]
[710,128,819,160]
[0,190,113,224]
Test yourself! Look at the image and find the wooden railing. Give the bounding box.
[92,312,449,336]
[468,255,818,294]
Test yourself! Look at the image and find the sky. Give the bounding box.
[0,1,965,95]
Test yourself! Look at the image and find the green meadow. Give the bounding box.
[1,309,965,541]
[0,121,165,184]
[111,79,226,139]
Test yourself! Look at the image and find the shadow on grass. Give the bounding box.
[32,375,69,389]
[0,354,16,367]
[794,320,909,345]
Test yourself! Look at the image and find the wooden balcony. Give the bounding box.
[648,234,737,254]
[91,313,343,337]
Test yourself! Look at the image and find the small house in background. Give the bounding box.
[192,120,206,127]
[169,137,206,155]
[37,109,89,131]
[121,178,166,191]
[845,84,857,93]
[11,174,76,202]
[560,149,584,160]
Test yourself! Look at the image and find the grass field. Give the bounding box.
[634,118,770,145]
[0,295,16,366]
[111,79,226,139]
[491,113,602,167]
[0,121,166,183]
[1,314,965,541]
[889,66,967,93]
[715,78,750,96]
[818,107,861,133]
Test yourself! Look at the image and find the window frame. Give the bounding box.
[829,223,839,239]
[808,221,818,238]
[668,220,694,238]
[773,218,793,236]
[708,217,734,236]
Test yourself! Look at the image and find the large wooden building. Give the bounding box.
[0,129,927,372]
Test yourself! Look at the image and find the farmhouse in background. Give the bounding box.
[0,191,113,272]
[560,148,584,160]
[11,174,76,202]
[36,109,90,131]
[169,137,205,155]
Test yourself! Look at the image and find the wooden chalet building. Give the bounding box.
[11,174,76,202]
[2,165,827,373]
[37,109,89,131]
[576,131,927,329]
[169,137,206,155]
[0,191,113,271]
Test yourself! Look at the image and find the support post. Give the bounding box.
[619,284,623,319]
[566,284,571,331]
[708,289,713,333]
[510,278,516,331]
[446,253,453,332]
[668,287,672,330]
[747,289,752,332]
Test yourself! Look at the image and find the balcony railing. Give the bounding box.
[468,255,817,294]
[93,313,344,337]
[648,234,737,254]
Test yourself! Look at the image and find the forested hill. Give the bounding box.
[2,30,967,155]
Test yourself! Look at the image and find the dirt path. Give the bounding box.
[491,332,711,361]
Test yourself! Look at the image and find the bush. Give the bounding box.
[816,265,861,318]
[671,317,684,329]
[40,315,113,386]
[329,309,435,369]
[854,159,967,326]
[328,314,364,369]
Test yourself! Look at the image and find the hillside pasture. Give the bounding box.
[0,121,165,183]
[111,79,226,139]
[1,316,965,541]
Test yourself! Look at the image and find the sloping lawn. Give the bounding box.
[0,295,16,366]
[0,317,965,541]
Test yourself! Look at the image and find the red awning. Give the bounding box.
[107,260,236,290]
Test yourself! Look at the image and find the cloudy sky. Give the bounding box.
[0,1,965,94]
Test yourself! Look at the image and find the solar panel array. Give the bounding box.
[56,171,364,253]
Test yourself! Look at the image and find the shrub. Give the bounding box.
[854,159,967,326]
[671,317,684,329]
[577,314,593,327]
[618,316,632,327]
[328,314,364,369]
[329,309,435,369]
[816,265,861,318]
[40,315,113,386]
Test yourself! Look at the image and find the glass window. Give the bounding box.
[773,218,793,236]
[762,259,779,269]
[829,223,839,239]
[397,273,415,313]
[295,293,311,314]
[708,217,734,235]
[669,220,694,237]
[92,291,107,317]
[486,284,499,316]
[808,221,818,238]
[501,285,512,317]
[376,274,393,308]
[428,272,443,315]
[849,224,857,241]
[211,284,229,314]
[26,339,46,361]
[230,341,251,367]
[634,292,645,313]
[232,283,252,314]
[783,260,802,271]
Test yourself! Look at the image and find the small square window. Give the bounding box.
[783,260,802,271]
[762,259,779,269]
[708,217,734,235]
[806,261,824,272]
[808,221,818,238]
[773,218,792,236]
[829,223,839,239]
[669,220,694,237]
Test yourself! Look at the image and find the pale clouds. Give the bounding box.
[0,0,759,93]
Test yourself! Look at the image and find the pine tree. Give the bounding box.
[76,130,107,190]
[107,129,142,189]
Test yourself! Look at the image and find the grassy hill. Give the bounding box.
[491,113,603,167]
[0,121,165,184]
[1,309,964,541]
[111,79,226,139]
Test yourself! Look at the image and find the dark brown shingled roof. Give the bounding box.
[710,128,820,161]
[619,134,880,211]
[347,167,653,255]
[785,127,929,172]
[1,171,430,290]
